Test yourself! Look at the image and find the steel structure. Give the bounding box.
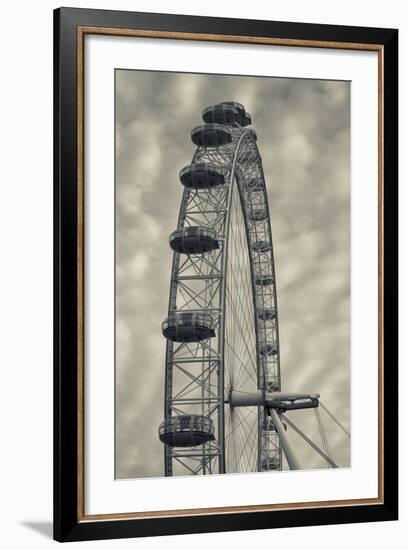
[158,102,319,476]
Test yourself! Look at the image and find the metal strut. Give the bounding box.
[159,102,299,475]
[228,389,320,470]
[269,409,301,470]
[282,414,338,468]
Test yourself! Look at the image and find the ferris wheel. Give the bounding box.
[157,102,331,476]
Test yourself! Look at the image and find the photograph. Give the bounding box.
[0,1,401,547]
[115,69,351,479]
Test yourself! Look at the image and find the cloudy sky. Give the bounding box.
[115,69,350,479]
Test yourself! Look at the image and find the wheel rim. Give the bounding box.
[160,104,281,476]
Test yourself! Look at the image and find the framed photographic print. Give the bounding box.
[54,7,398,542]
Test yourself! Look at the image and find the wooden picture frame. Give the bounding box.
[54,7,398,542]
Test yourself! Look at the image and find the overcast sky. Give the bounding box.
[115,69,350,479]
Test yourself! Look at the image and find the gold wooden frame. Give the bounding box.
[76,27,384,523]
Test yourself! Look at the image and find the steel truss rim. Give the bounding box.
[163,121,281,476]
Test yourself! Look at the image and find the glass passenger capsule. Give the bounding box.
[239,149,258,164]
[248,209,268,222]
[255,274,274,286]
[162,311,215,342]
[158,415,215,447]
[252,241,271,253]
[261,456,280,471]
[257,308,277,321]
[259,343,279,356]
[179,163,225,188]
[202,101,251,127]
[169,226,219,254]
[246,178,263,192]
[191,123,232,147]
[266,380,280,393]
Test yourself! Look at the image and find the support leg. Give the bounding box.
[270,409,301,470]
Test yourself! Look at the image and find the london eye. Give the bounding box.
[158,102,339,476]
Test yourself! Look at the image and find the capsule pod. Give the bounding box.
[246,178,263,192]
[261,457,280,471]
[262,418,286,431]
[248,209,268,222]
[226,101,252,126]
[191,124,232,147]
[202,103,239,125]
[169,226,219,254]
[202,101,251,127]
[258,308,276,321]
[252,241,271,253]
[262,418,276,432]
[266,380,280,393]
[260,343,278,356]
[158,415,215,447]
[239,149,258,164]
[255,275,274,286]
[162,311,215,342]
[179,163,225,189]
